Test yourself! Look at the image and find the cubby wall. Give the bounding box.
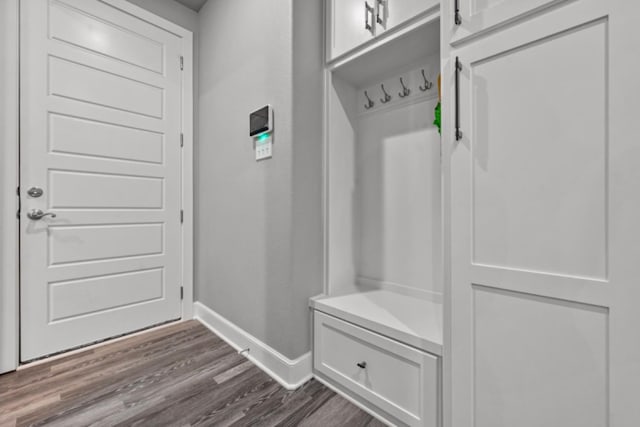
[356,80,441,297]
[327,24,442,300]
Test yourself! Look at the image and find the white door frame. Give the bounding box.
[0,0,194,373]
[0,0,20,375]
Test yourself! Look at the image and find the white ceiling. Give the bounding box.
[174,0,207,12]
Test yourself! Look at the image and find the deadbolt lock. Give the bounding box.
[27,187,44,198]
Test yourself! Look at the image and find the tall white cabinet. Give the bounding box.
[444,0,640,426]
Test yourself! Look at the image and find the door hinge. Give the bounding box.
[16,186,20,219]
[180,133,184,147]
[180,56,184,71]
[180,209,184,224]
[180,286,184,300]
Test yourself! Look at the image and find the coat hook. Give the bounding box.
[364,90,375,110]
[419,69,433,91]
[380,84,391,104]
[398,77,411,98]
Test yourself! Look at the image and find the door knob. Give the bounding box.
[27,209,57,220]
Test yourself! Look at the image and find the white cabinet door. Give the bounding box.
[329,0,376,59]
[20,0,183,361]
[448,0,564,45]
[377,0,438,34]
[447,0,640,426]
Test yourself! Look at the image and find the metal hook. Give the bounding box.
[364,91,375,110]
[398,77,411,98]
[380,84,391,104]
[419,69,433,91]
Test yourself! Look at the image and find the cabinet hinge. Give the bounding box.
[180,56,184,71]
[180,133,184,147]
[180,209,184,224]
[180,286,184,300]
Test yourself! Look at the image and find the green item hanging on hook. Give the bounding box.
[433,101,441,134]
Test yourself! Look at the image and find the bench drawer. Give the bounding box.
[314,311,440,427]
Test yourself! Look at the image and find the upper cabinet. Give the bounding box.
[330,0,376,59]
[449,0,564,45]
[377,0,435,33]
[327,0,439,61]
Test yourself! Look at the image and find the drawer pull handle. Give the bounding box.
[357,361,367,369]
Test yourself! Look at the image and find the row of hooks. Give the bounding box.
[364,69,433,110]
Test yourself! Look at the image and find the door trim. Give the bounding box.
[0,0,20,375]
[0,0,194,373]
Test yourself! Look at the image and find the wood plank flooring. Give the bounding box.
[0,320,387,427]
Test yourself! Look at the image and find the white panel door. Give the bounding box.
[449,0,640,426]
[20,0,183,361]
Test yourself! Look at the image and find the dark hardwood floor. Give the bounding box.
[0,320,386,427]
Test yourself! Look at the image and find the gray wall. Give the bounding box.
[290,0,326,358]
[197,0,324,360]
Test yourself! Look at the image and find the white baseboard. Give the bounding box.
[193,302,313,391]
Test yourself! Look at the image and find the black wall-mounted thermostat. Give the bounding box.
[249,105,274,137]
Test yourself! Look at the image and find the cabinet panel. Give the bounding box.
[379,0,438,34]
[328,0,438,61]
[473,287,607,427]
[329,0,376,59]
[449,0,566,45]
[468,19,607,279]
